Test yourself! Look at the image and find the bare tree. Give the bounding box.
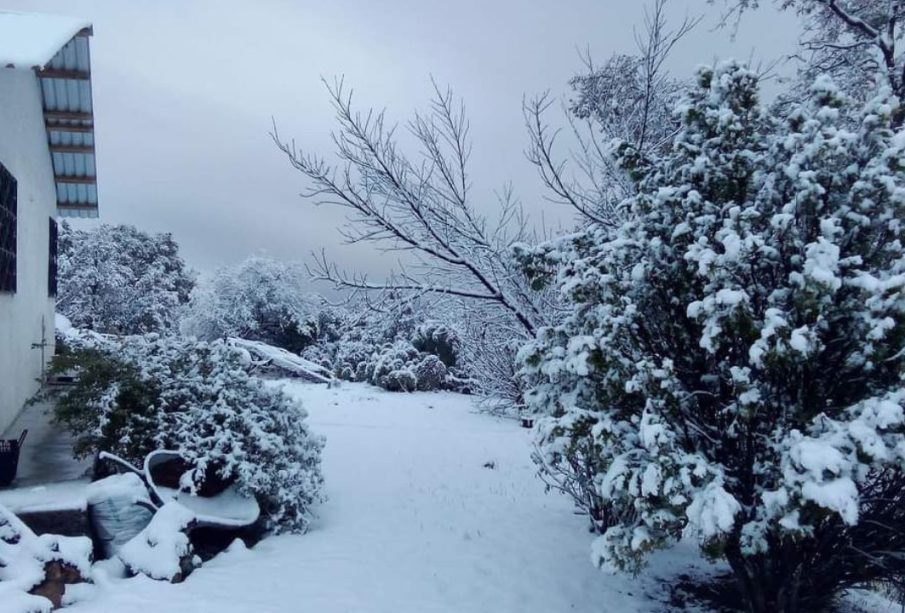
[725,1,905,118]
[524,0,699,226]
[272,79,553,338]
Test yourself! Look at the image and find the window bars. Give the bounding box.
[48,217,58,297]
[0,163,16,293]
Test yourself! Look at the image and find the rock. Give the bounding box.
[17,509,90,539]
[29,560,84,609]
[118,502,199,583]
[1,503,93,610]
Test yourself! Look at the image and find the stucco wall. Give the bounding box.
[0,69,57,435]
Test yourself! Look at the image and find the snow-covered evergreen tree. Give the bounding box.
[57,224,195,334]
[520,62,905,611]
[181,256,317,353]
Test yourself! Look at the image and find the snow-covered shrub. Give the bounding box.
[181,256,317,353]
[57,223,195,335]
[304,298,466,392]
[520,62,905,611]
[381,369,418,393]
[413,354,449,392]
[52,335,325,533]
[368,341,421,392]
[333,339,374,382]
[411,322,461,368]
[530,411,612,534]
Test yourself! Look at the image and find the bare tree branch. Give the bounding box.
[273,81,550,337]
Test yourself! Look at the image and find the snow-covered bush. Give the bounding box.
[57,224,195,335]
[302,298,466,392]
[52,334,325,533]
[411,322,461,368]
[366,341,461,393]
[520,62,905,611]
[412,354,449,392]
[324,336,373,383]
[181,256,317,353]
[366,341,421,392]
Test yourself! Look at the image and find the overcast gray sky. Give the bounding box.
[8,0,800,278]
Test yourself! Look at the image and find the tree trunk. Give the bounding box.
[724,543,812,613]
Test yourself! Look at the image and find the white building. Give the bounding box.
[0,11,99,434]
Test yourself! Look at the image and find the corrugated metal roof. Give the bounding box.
[37,32,99,218]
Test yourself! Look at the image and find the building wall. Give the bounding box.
[0,69,57,435]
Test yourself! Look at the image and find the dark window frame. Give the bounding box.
[0,162,16,293]
[48,217,58,298]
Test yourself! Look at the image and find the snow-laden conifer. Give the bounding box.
[520,61,905,610]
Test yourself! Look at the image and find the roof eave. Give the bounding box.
[36,29,98,218]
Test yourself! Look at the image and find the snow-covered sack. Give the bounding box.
[86,474,154,559]
[519,62,905,606]
[53,334,325,533]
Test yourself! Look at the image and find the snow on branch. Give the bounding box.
[273,79,551,336]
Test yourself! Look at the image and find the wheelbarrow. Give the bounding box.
[0,430,28,487]
[99,450,260,528]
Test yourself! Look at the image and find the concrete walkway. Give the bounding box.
[1,398,90,487]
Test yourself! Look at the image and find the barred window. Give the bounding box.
[0,163,16,293]
[48,217,58,297]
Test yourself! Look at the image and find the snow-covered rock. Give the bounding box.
[118,503,198,583]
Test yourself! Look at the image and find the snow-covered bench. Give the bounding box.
[227,337,336,384]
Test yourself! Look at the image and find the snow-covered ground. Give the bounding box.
[66,381,719,612]
[16,381,892,612]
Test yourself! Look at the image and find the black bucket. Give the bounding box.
[0,430,27,487]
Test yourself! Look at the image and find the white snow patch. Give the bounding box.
[0,11,90,69]
[685,482,740,540]
[70,382,710,612]
[118,502,196,582]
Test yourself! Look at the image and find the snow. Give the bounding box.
[800,478,860,525]
[66,382,707,612]
[118,503,196,582]
[0,480,89,514]
[152,484,258,528]
[0,10,90,69]
[0,502,93,611]
[789,325,811,354]
[227,337,335,384]
[803,237,842,291]
[684,483,740,540]
[145,450,260,529]
[54,313,76,338]
[2,591,53,613]
[85,473,148,506]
